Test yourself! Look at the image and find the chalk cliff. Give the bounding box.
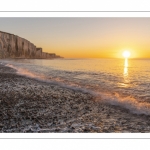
[0,31,62,59]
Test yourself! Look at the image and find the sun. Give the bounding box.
[122,51,131,58]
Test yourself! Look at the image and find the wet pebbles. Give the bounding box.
[0,64,150,132]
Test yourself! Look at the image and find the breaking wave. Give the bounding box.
[5,63,150,116]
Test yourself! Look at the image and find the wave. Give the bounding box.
[96,92,150,115]
[5,63,150,116]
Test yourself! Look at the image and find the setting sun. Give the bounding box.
[122,51,131,58]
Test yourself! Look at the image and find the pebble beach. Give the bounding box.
[0,63,150,133]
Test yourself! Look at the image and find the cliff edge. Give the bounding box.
[0,31,62,59]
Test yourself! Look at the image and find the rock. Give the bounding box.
[0,31,62,59]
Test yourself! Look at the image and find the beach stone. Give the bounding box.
[1,64,150,133]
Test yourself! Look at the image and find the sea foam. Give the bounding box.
[5,62,150,116]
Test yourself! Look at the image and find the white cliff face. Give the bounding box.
[0,31,60,59]
[36,48,42,58]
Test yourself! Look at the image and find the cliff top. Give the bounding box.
[0,30,35,46]
[0,30,15,36]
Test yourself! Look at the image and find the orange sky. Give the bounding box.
[1,18,150,58]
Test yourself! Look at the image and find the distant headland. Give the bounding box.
[0,31,62,59]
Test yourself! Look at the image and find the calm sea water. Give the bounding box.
[2,58,150,115]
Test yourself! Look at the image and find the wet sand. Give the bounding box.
[0,64,150,133]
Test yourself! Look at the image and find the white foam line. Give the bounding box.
[5,63,97,94]
[5,63,150,116]
[96,92,150,115]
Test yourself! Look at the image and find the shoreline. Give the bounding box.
[0,64,150,133]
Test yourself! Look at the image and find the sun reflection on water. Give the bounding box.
[123,58,130,87]
[124,58,128,76]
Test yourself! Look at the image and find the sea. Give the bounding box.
[1,58,150,115]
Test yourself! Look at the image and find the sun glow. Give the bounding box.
[122,51,131,58]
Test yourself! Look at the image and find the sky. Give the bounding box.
[0,17,150,58]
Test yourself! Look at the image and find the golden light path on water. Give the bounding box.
[122,50,131,87]
[124,58,128,76]
[123,58,129,87]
